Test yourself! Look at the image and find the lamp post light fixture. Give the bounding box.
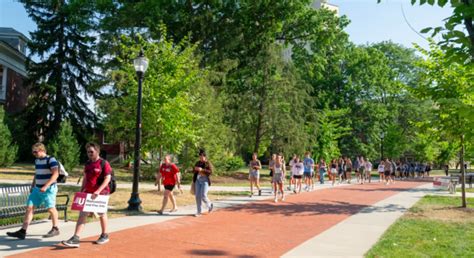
[380,132,385,162]
[127,49,148,211]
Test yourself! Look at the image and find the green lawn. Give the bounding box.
[366,195,474,257]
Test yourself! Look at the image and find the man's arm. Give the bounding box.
[93,175,111,198]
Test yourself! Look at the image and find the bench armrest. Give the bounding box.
[56,194,70,206]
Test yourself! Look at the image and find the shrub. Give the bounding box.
[49,120,80,172]
[0,109,18,166]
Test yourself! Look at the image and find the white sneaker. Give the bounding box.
[274,197,278,203]
[281,196,285,201]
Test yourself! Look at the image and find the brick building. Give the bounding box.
[0,27,30,114]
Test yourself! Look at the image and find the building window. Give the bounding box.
[0,64,6,101]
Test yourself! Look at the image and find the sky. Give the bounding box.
[0,0,453,50]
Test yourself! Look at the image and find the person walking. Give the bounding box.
[354,156,361,184]
[338,157,345,184]
[193,150,214,217]
[62,143,112,247]
[330,159,338,186]
[287,154,297,191]
[248,153,262,197]
[156,154,182,215]
[303,151,315,191]
[7,143,60,240]
[269,154,277,194]
[291,156,304,193]
[378,160,385,183]
[318,158,327,184]
[273,154,286,202]
[345,157,353,184]
[365,158,373,183]
[359,157,366,184]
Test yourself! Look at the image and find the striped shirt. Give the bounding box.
[35,156,59,188]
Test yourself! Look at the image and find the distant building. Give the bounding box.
[0,27,30,113]
[312,0,339,15]
[282,1,340,61]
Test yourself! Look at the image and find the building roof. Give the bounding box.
[0,27,29,43]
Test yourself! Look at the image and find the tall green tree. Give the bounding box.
[21,0,104,141]
[413,41,474,207]
[99,34,203,155]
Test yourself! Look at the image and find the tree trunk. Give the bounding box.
[461,134,466,208]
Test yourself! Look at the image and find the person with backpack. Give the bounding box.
[156,154,182,215]
[62,142,112,248]
[6,143,61,240]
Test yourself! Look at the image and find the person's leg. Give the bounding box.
[273,182,278,202]
[99,213,108,235]
[202,181,212,211]
[74,212,88,236]
[48,208,59,228]
[22,206,34,230]
[256,177,261,195]
[159,190,170,212]
[195,180,203,214]
[279,183,285,200]
[249,177,254,196]
[169,191,177,211]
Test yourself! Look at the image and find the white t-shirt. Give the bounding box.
[291,162,304,176]
[378,164,385,173]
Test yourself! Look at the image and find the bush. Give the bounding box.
[49,120,80,172]
[223,156,245,172]
[0,109,18,166]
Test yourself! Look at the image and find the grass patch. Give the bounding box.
[366,195,474,257]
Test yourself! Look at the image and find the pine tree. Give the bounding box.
[49,120,80,172]
[0,109,18,166]
[21,0,104,141]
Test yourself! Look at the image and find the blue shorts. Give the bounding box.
[27,184,58,209]
[303,172,313,178]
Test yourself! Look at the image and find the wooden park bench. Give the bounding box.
[0,185,70,225]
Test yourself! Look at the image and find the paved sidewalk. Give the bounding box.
[3,181,431,258]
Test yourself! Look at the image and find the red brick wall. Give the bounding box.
[5,68,29,114]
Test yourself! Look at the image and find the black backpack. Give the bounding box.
[100,159,117,194]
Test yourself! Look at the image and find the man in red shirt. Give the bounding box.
[156,154,182,215]
[62,142,112,248]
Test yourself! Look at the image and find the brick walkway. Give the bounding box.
[10,181,425,258]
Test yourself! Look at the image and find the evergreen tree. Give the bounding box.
[0,109,18,166]
[21,0,104,141]
[49,120,80,172]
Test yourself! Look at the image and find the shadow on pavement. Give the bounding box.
[0,235,58,252]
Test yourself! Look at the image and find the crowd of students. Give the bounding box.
[6,144,434,247]
[248,152,435,202]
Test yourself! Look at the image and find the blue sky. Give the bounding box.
[1,0,452,50]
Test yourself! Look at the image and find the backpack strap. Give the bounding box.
[100,159,107,175]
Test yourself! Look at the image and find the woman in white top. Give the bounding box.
[377,161,385,183]
[365,158,373,183]
[291,156,305,194]
[272,154,286,203]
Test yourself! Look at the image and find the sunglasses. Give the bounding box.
[87,151,95,154]
[32,150,39,154]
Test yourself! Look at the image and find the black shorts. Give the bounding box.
[293,175,302,179]
[164,185,175,191]
[384,171,390,177]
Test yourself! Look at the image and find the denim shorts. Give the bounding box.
[27,184,58,209]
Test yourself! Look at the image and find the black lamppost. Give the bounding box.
[380,132,385,161]
[127,50,148,211]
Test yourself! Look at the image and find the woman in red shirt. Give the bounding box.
[156,154,181,215]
